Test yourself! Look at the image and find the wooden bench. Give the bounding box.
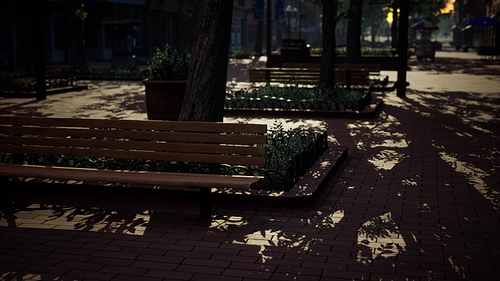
[281,62,389,85]
[0,116,267,220]
[248,67,371,89]
[283,62,379,70]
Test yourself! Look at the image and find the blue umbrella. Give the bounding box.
[410,20,439,30]
[464,16,500,26]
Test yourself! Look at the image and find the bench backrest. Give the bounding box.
[249,68,319,84]
[0,116,267,166]
[249,67,370,86]
[281,63,381,72]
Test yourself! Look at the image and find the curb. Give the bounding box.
[213,146,348,204]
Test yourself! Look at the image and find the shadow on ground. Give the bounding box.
[409,57,500,75]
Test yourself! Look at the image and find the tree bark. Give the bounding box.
[70,0,90,73]
[396,0,409,98]
[33,0,47,100]
[346,0,363,63]
[178,0,234,122]
[391,2,399,50]
[319,0,337,91]
[254,21,263,54]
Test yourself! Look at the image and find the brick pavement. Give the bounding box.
[1,49,499,280]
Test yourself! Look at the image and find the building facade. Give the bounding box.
[0,0,322,71]
[453,0,500,48]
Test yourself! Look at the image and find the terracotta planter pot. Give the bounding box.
[143,79,187,120]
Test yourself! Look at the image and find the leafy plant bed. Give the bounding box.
[45,67,146,81]
[0,76,87,97]
[75,68,146,80]
[225,85,372,112]
[1,123,328,192]
[310,46,396,57]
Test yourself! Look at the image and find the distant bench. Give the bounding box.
[0,116,267,220]
[249,67,371,89]
[249,63,391,90]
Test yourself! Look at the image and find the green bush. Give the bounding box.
[311,47,396,57]
[0,76,75,93]
[147,44,191,81]
[226,85,370,111]
[265,122,319,172]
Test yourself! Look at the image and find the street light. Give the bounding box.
[285,5,298,39]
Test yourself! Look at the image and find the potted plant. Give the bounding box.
[143,44,191,120]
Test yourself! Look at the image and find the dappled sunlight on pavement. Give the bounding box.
[0,80,147,120]
[356,212,406,265]
[7,202,151,235]
[1,49,499,280]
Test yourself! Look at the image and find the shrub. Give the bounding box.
[146,44,191,81]
[265,121,319,172]
[226,85,370,111]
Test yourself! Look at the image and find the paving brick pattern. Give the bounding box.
[1,49,500,280]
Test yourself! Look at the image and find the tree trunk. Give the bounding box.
[178,0,234,122]
[346,0,363,63]
[396,0,409,98]
[254,21,263,54]
[319,0,337,91]
[371,25,376,45]
[70,0,90,73]
[33,0,47,100]
[391,3,398,50]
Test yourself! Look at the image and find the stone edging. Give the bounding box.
[213,146,348,203]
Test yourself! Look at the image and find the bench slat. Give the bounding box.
[0,126,267,145]
[0,136,266,156]
[0,116,267,134]
[0,145,266,165]
[0,164,262,189]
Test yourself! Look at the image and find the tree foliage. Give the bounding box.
[70,1,89,73]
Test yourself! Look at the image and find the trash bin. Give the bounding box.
[281,39,311,63]
[415,40,436,61]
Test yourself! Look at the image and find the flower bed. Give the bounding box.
[310,46,396,57]
[0,76,77,95]
[45,67,147,80]
[226,85,372,112]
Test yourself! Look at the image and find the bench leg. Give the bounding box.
[200,187,212,221]
[0,176,11,209]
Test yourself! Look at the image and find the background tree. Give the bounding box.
[346,0,363,63]
[318,0,337,91]
[70,0,90,73]
[387,0,446,49]
[33,0,48,100]
[390,1,399,49]
[362,1,386,45]
[178,0,234,122]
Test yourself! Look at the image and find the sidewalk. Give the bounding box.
[1,49,499,281]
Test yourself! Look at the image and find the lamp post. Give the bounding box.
[266,0,272,67]
[285,5,297,39]
[396,0,409,98]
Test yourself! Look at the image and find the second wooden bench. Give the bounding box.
[249,67,371,89]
